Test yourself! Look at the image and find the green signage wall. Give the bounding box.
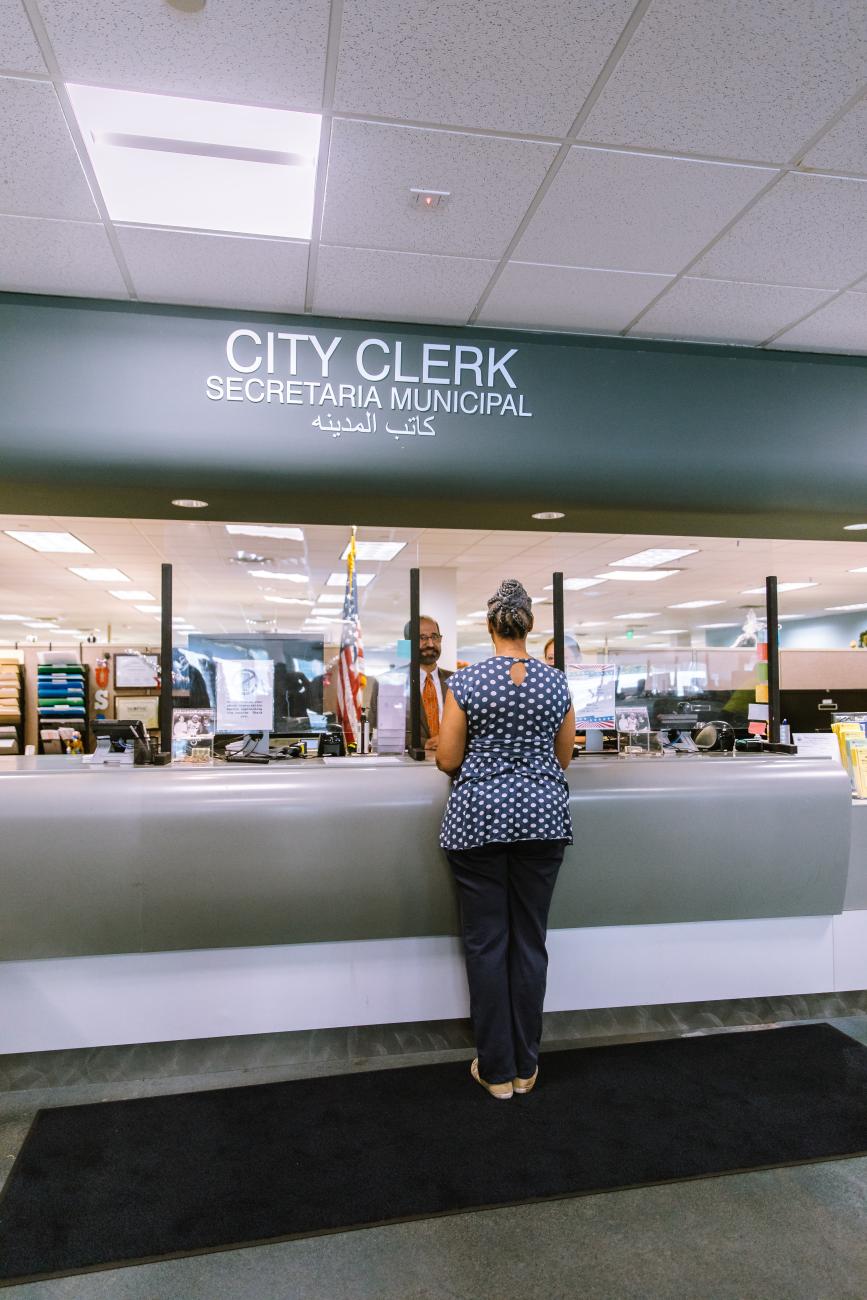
[1,292,866,540]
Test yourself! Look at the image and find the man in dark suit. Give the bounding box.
[405,615,452,753]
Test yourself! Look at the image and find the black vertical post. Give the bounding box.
[766,575,780,745]
[159,563,173,753]
[409,567,424,759]
[553,572,565,671]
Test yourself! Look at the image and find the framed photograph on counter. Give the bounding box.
[114,652,159,689]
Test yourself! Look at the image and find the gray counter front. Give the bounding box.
[0,754,851,962]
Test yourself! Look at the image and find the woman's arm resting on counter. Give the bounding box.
[436,689,467,776]
[555,706,576,770]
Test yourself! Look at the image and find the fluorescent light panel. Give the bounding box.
[5,530,93,553]
[264,595,314,605]
[595,569,680,582]
[248,569,308,583]
[613,612,659,619]
[316,593,345,603]
[669,600,726,609]
[608,548,698,567]
[111,590,156,601]
[68,84,320,238]
[341,541,407,562]
[226,525,305,541]
[68,566,130,582]
[826,603,867,611]
[326,571,375,587]
[135,604,162,613]
[543,578,607,591]
[741,582,817,593]
[0,614,28,621]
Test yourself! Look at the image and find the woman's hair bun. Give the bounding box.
[487,578,533,638]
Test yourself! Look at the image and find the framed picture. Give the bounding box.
[114,653,159,689]
[116,695,160,730]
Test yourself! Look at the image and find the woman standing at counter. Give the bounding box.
[437,579,576,1100]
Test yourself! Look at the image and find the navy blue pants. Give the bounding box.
[446,839,566,1085]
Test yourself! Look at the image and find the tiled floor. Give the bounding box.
[3,1005,867,1299]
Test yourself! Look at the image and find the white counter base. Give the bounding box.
[4,911,866,1054]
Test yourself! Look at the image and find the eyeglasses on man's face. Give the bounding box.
[419,633,442,643]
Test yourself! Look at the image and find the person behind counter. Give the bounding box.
[543,635,582,667]
[436,579,576,1100]
[404,615,452,753]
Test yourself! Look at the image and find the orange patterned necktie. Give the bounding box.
[422,673,439,737]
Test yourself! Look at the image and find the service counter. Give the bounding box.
[1,753,863,1053]
[0,752,852,959]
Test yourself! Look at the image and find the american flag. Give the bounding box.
[336,527,366,748]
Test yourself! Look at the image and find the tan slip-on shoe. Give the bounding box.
[512,1067,539,1094]
[470,1057,513,1100]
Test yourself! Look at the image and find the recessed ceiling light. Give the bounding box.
[111,590,157,601]
[226,525,305,541]
[0,614,28,621]
[609,548,698,567]
[135,604,162,613]
[848,567,867,574]
[341,541,407,562]
[778,614,808,620]
[825,602,867,611]
[264,595,314,605]
[654,628,689,634]
[596,569,680,582]
[68,84,320,238]
[844,523,867,531]
[25,620,60,629]
[613,612,660,619]
[68,566,130,582]
[668,600,726,609]
[5,530,93,553]
[531,511,565,521]
[171,498,209,509]
[326,571,375,587]
[317,593,345,603]
[248,569,308,583]
[741,582,817,593]
[699,622,740,629]
[543,578,607,592]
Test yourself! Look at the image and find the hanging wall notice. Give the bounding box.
[215,659,275,731]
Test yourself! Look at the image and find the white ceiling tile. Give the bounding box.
[514,147,773,273]
[313,246,496,324]
[334,0,636,135]
[768,292,867,354]
[321,120,557,259]
[0,1,48,74]
[38,0,330,110]
[117,227,309,312]
[479,262,672,333]
[0,215,127,296]
[631,276,835,345]
[694,173,867,289]
[579,0,867,162]
[0,76,98,219]
[801,98,867,175]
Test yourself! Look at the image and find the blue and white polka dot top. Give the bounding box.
[440,656,573,851]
